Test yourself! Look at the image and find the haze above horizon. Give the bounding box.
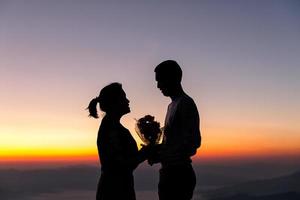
[1,0,300,165]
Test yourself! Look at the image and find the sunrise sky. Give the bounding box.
[1,0,300,166]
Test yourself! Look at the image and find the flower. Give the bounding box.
[135,115,162,145]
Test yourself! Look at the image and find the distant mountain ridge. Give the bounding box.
[202,170,300,200]
[1,165,299,200]
[213,192,300,200]
[0,166,99,199]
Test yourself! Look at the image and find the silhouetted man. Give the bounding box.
[155,60,201,200]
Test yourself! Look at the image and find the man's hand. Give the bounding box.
[147,144,162,165]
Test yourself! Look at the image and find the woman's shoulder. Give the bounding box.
[100,118,130,136]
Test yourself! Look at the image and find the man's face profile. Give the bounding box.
[155,72,172,97]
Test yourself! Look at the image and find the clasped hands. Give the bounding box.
[140,144,162,165]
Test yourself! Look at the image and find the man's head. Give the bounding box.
[155,60,182,97]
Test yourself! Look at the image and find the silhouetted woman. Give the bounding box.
[88,83,148,200]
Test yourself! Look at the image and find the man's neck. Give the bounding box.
[170,86,185,101]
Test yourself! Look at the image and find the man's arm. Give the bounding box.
[179,99,201,156]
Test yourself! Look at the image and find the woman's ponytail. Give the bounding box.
[87,82,122,118]
[87,97,99,118]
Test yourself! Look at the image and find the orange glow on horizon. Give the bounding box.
[2,119,300,164]
[2,146,300,164]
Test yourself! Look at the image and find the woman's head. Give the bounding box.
[87,82,130,118]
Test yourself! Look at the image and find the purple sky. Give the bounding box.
[1,0,300,161]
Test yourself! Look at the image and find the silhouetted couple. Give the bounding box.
[88,60,201,200]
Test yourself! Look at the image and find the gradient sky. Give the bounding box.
[1,0,300,164]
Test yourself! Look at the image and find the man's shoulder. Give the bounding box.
[176,94,199,116]
[179,94,196,106]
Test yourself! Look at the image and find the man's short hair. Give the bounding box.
[155,60,182,83]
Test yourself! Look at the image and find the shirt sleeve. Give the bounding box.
[178,99,201,156]
[159,98,202,164]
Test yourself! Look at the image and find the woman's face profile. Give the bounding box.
[117,89,130,115]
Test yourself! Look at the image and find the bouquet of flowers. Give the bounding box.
[135,115,163,146]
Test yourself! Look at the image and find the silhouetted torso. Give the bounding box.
[161,93,200,167]
[96,115,138,200]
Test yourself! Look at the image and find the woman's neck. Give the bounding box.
[106,113,122,122]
